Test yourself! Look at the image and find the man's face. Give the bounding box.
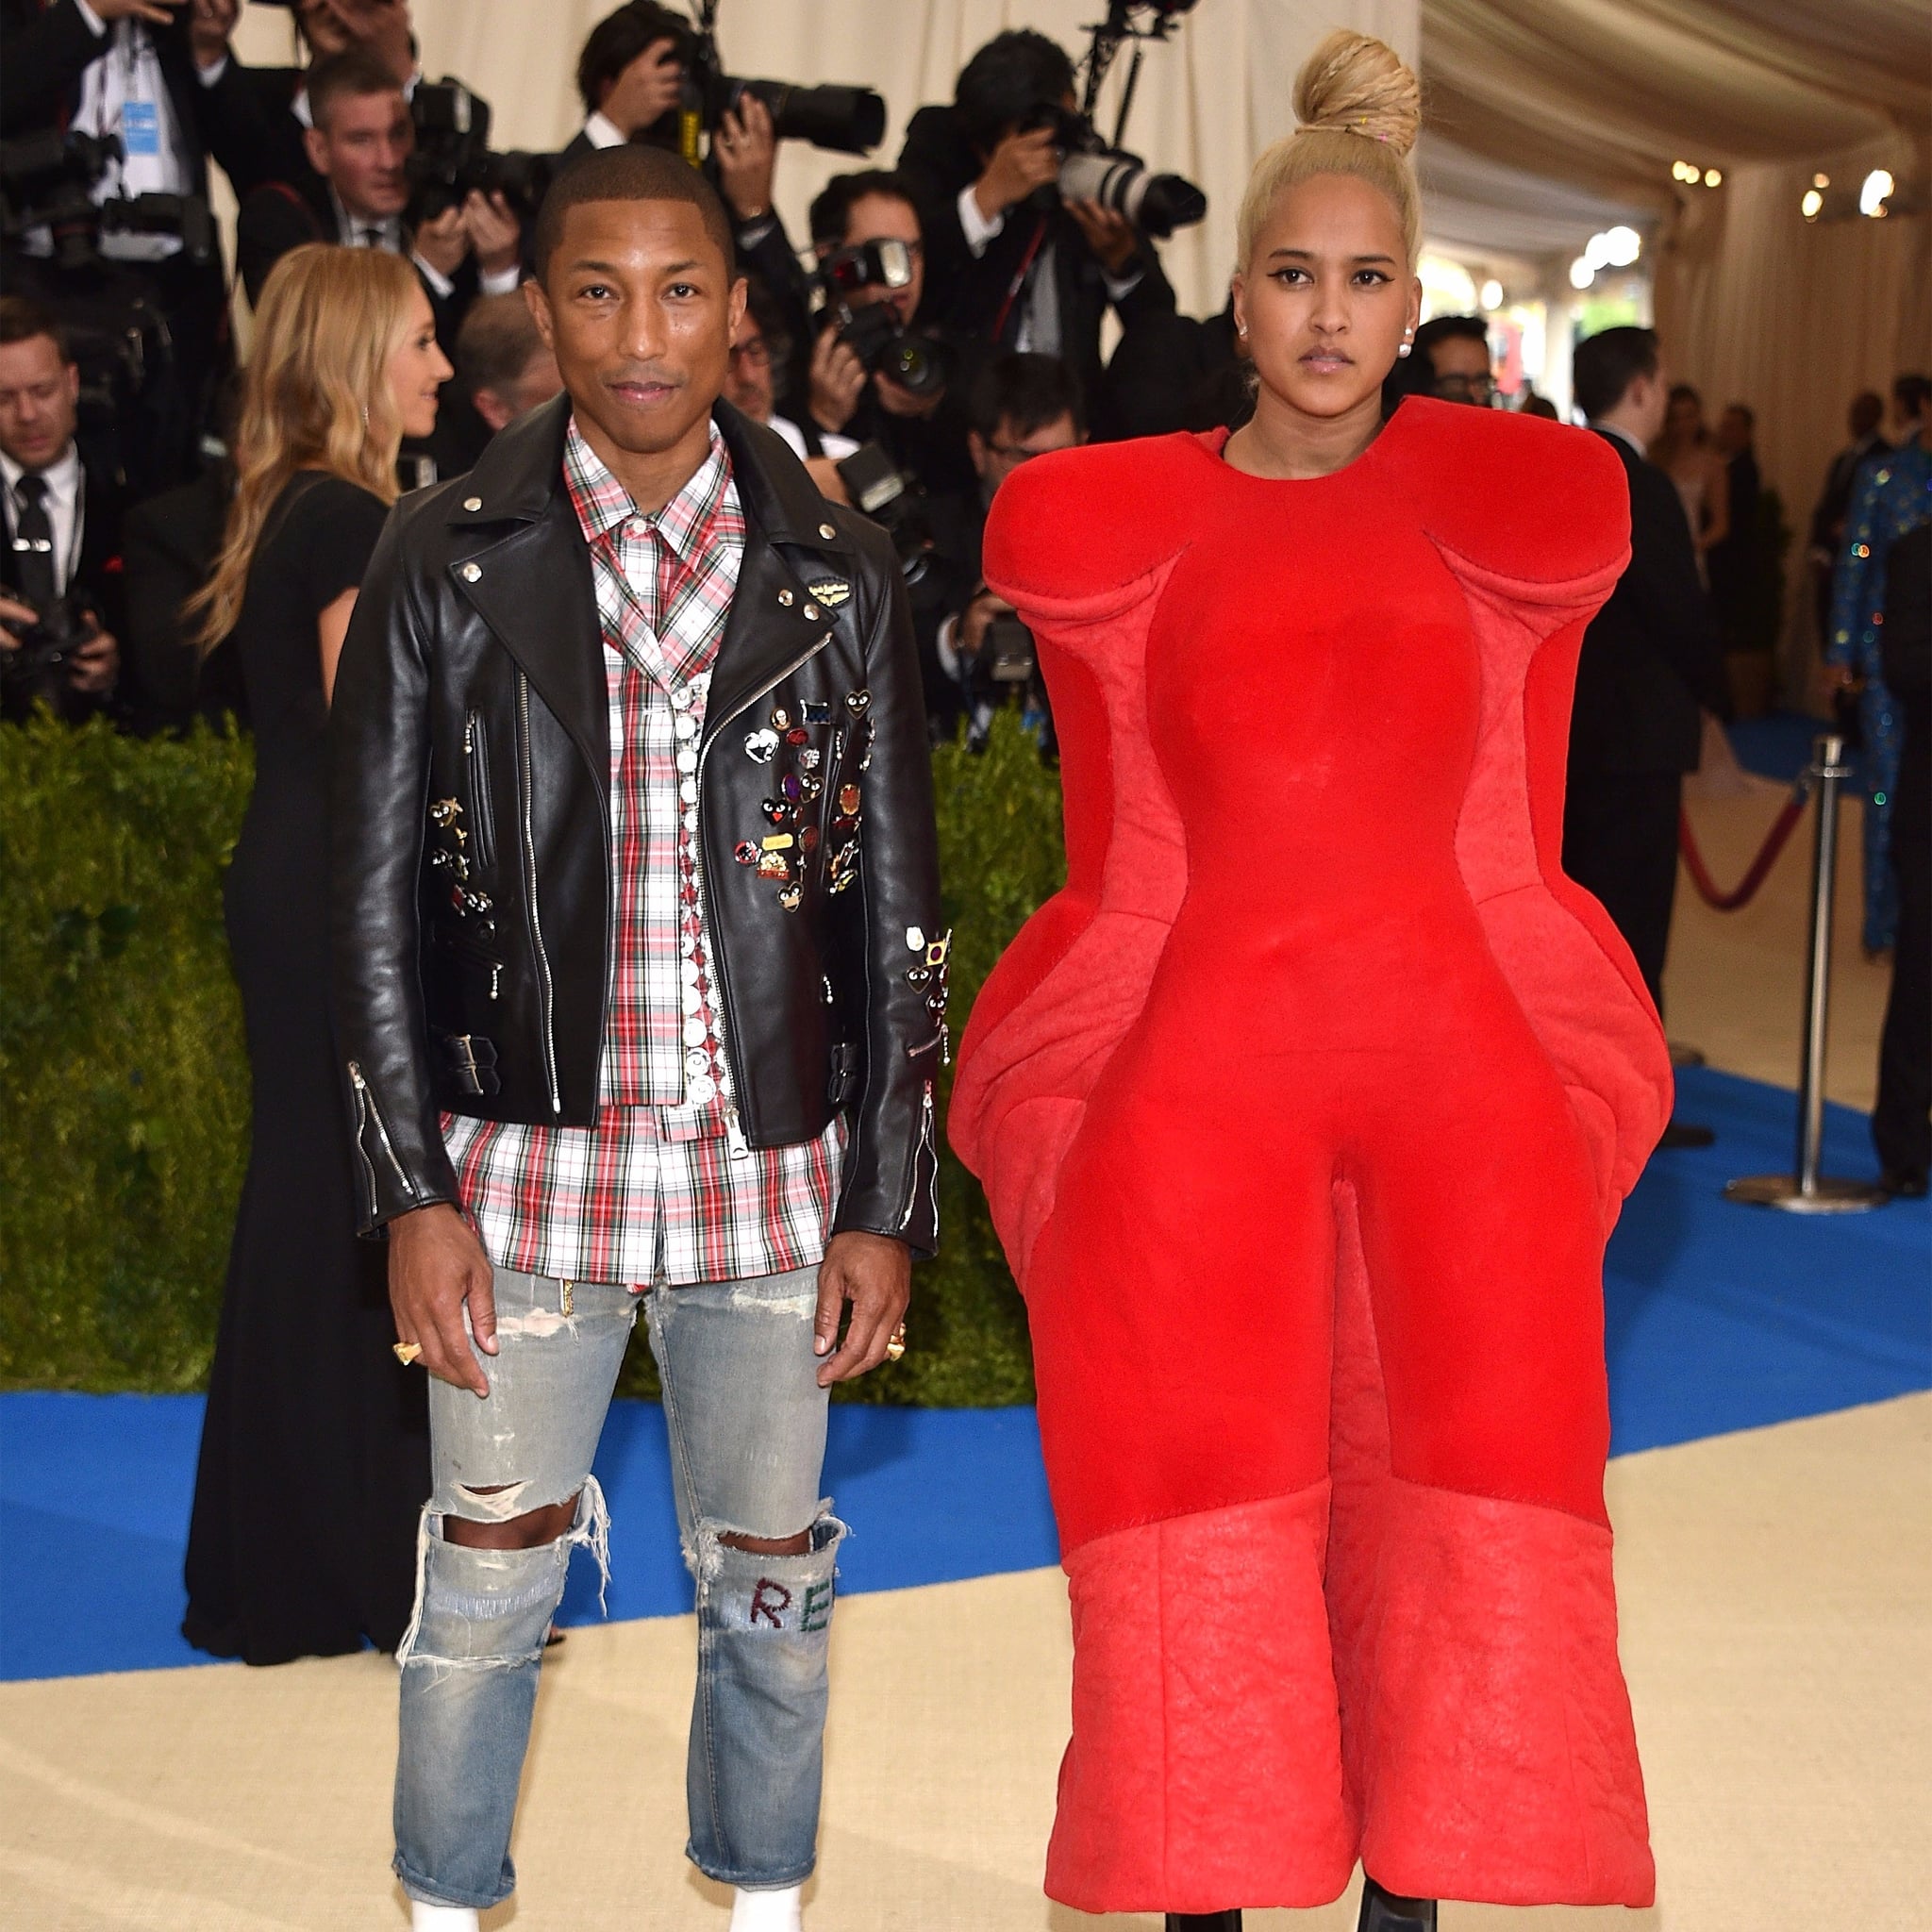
[969,407,1080,502]
[306,90,413,222]
[724,311,774,423]
[1425,331,1491,405]
[839,193,924,325]
[1716,407,1752,456]
[528,198,742,461]
[0,333,80,472]
[293,0,350,56]
[1629,362,1671,446]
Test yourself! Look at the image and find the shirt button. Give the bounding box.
[680,779,698,805]
[676,747,698,774]
[683,1018,708,1048]
[675,712,698,741]
[688,1073,717,1106]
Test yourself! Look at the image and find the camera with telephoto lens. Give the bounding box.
[819,242,948,397]
[1022,104,1205,238]
[1,591,99,682]
[669,1,886,158]
[0,129,213,271]
[833,442,935,587]
[406,81,557,227]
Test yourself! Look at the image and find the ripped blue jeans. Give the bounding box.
[392,1265,840,1910]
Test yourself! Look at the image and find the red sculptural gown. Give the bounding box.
[949,399,1669,1914]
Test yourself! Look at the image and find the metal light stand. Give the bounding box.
[1725,732,1890,1212]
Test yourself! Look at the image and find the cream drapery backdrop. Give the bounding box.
[229,0,1419,324]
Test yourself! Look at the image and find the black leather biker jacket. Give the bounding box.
[328,395,944,1255]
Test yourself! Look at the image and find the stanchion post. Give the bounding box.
[1724,732,1890,1213]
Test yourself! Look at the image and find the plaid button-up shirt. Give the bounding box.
[441,422,843,1286]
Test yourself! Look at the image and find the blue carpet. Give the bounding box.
[3,1066,1925,1684]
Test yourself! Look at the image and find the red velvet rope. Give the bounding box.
[1678,789,1810,912]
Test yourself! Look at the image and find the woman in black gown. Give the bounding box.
[184,244,454,1662]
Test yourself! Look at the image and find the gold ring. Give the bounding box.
[884,1325,908,1363]
[392,1341,424,1366]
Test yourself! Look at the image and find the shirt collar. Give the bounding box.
[330,185,402,248]
[0,441,81,505]
[1593,420,1646,458]
[563,417,733,570]
[584,111,628,150]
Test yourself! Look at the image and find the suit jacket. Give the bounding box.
[118,461,238,731]
[192,53,308,201]
[0,441,125,723]
[895,103,1175,414]
[1811,431,1890,552]
[1569,425,1729,776]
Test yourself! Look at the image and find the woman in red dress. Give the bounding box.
[950,31,1667,1931]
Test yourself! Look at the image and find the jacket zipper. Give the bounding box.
[517,672,562,1114]
[464,709,496,869]
[696,630,834,1152]
[899,1080,937,1234]
[347,1060,415,1208]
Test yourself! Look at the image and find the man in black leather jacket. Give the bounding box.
[330,143,941,1931]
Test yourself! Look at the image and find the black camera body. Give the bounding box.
[0,129,212,271]
[1,591,99,682]
[406,81,556,228]
[833,442,935,587]
[669,4,885,158]
[818,242,949,399]
[1021,105,1205,239]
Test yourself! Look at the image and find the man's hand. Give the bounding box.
[412,204,469,279]
[874,367,942,421]
[92,0,185,25]
[808,322,866,436]
[603,36,682,139]
[804,456,851,506]
[328,0,414,87]
[187,0,235,65]
[813,1231,911,1387]
[714,93,776,223]
[390,1202,495,1397]
[958,588,1013,658]
[1068,195,1140,275]
[68,626,118,696]
[0,593,36,654]
[462,190,521,279]
[972,124,1060,225]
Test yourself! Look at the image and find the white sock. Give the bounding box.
[410,1904,480,1931]
[729,1883,804,1931]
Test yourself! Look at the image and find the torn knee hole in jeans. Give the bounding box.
[449,1480,533,1522]
[689,1500,845,1596]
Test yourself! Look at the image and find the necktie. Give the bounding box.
[358,225,385,250]
[11,474,58,612]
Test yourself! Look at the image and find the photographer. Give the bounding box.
[0,296,122,723]
[934,350,1084,746]
[452,288,559,450]
[234,50,520,337]
[896,27,1175,408]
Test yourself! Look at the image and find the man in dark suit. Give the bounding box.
[1809,391,1889,640]
[1708,401,1762,649]
[0,297,124,723]
[894,28,1174,415]
[1565,325,1731,1148]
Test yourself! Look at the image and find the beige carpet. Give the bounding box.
[3,1396,1927,1930]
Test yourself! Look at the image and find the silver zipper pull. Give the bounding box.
[348,1060,367,1090]
[725,1108,750,1159]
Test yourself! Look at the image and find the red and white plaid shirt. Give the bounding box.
[442,422,843,1286]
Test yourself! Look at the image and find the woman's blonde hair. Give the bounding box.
[189,243,420,651]
[1236,30,1424,271]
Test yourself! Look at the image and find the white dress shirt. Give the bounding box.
[953,183,1142,358]
[2,442,86,595]
[332,190,522,301]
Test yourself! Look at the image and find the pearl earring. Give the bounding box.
[1396,343,1411,358]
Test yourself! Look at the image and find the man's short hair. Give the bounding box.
[456,291,544,403]
[1851,390,1885,435]
[739,271,793,395]
[808,170,919,252]
[1413,315,1488,363]
[1895,373,1931,417]
[955,30,1074,153]
[0,294,70,363]
[306,48,407,132]
[967,351,1084,443]
[532,142,735,282]
[1574,325,1660,422]
[575,2,690,117]
[1723,401,1755,430]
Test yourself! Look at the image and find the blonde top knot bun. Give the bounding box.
[1235,30,1424,268]
[1292,29,1422,158]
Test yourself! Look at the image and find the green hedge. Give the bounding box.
[0,709,1064,1401]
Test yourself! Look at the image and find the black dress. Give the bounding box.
[184,472,429,1664]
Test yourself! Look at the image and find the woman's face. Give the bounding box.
[1666,393,1702,442]
[1232,172,1420,423]
[387,286,452,443]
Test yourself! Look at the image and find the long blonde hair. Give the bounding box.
[1236,30,1424,271]
[190,244,419,651]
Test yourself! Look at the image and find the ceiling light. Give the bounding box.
[1704,168,1723,188]
[1569,256,1596,291]
[1813,173,1830,189]
[1672,160,1694,182]
[1479,278,1504,311]
[1860,169,1895,216]
[1602,225,1641,266]
[1801,188,1824,219]
[1584,230,1613,269]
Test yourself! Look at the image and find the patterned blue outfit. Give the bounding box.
[1828,441,1932,952]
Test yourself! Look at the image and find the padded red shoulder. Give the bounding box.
[1384,400,1630,592]
[983,434,1200,617]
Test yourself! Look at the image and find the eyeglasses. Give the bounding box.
[728,339,772,368]
[986,440,1057,463]
[1432,374,1495,403]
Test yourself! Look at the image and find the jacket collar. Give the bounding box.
[447,391,856,559]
